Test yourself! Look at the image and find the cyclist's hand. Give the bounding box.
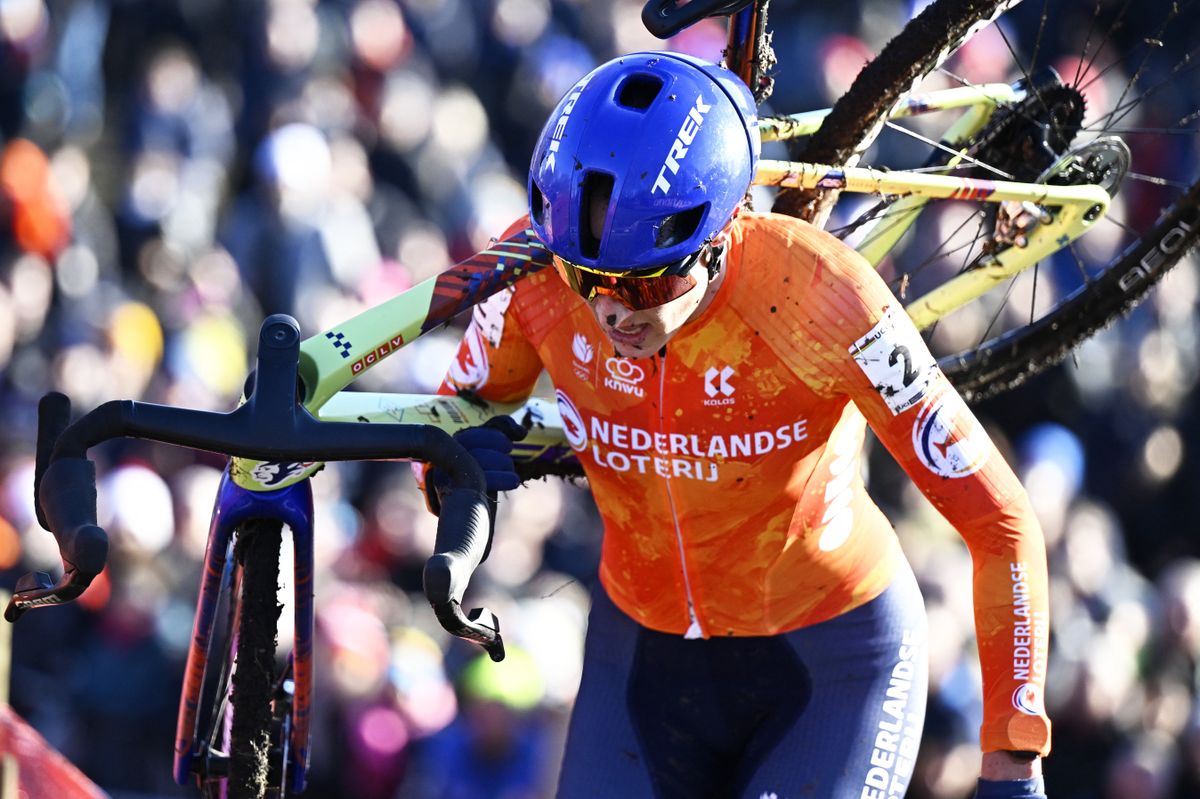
[994,200,1052,249]
[426,416,527,514]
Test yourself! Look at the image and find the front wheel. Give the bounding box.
[227,519,284,799]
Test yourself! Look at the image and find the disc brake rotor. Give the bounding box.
[1037,136,1131,196]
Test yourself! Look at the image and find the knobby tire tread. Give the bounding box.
[228,519,283,799]
[773,0,1014,222]
[768,0,1198,398]
[940,178,1200,400]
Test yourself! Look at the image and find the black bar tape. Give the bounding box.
[423,488,492,605]
[37,458,109,577]
[34,392,72,532]
[641,0,751,38]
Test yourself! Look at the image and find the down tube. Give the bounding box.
[172,469,316,789]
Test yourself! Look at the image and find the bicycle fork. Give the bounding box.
[173,470,316,795]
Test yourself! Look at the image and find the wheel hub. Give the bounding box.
[1037,136,1131,196]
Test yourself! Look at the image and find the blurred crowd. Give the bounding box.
[0,0,1197,798]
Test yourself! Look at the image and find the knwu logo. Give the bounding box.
[604,358,645,398]
[703,366,735,406]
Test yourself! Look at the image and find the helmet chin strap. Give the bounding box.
[702,207,740,279]
[704,227,733,280]
[705,243,725,280]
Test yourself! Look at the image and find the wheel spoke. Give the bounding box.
[976,277,1020,346]
[1068,243,1093,285]
[1101,212,1143,239]
[883,121,1015,178]
[1084,54,1200,135]
[1126,172,1192,190]
[1085,3,1190,133]
[1071,0,1108,87]
[1030,262,1039,325]
[1075,0,1136,90]
[1090,126,1200,136]
[1027,0,1051,76]
[888,207,990,291]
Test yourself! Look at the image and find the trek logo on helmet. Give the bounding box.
[544,74,593,173]
[651,93,713,195]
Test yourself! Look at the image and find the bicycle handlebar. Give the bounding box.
[640,0,754,38]
[6,314,506,661]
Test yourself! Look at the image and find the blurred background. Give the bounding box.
[0,0,1197,797]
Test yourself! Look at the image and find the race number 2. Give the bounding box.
[848,306,938,415]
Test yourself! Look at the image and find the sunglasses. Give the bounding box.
[552,249,704,311]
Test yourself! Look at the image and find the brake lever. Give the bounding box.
[5,569,93,622]
[428,597,505,662]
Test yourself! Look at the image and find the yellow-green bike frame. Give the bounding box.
[230,82,1113,492]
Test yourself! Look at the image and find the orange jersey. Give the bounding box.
[438,212,1051,755]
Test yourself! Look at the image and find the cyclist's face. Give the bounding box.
[588,259,713,359]
[574,193,722,358]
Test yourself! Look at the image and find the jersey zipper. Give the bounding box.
[657,349,704,639]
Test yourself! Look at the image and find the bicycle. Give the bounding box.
[5,0,1198,796]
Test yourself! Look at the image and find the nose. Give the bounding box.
[592,295,632,328]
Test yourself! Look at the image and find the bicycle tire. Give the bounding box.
[771,0,1198,399]
[228,519,284,799]
[772,0,1020,224]
[197,548,241,798]
[940,178,1200,400]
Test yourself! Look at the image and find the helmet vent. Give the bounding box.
[655,204,708,249]
[616,74,663,111]
[530,180,546,227]
[579,171,614,259]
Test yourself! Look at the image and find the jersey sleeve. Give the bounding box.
[803,236,1052,756]
[436,217,547,403]
[414,220,547,501]
[435,285,545,403]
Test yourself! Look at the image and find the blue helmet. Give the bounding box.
[528,52,760,273]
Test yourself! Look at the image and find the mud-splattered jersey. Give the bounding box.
[437,212,1051,755]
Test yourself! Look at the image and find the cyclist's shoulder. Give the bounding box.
[497,214,535,242]
[487,216,580,338]
[731,211,862,272]
[728,212,893,339]
[732,209,827,239]
[730,211,873,291]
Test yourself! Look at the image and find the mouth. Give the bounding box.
[606,323,650,348]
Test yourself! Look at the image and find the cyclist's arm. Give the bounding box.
[414,220,546,504]
[437,216,546,402]
[806,240,1052,760]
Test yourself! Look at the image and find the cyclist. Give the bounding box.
[424,52,1051,799]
